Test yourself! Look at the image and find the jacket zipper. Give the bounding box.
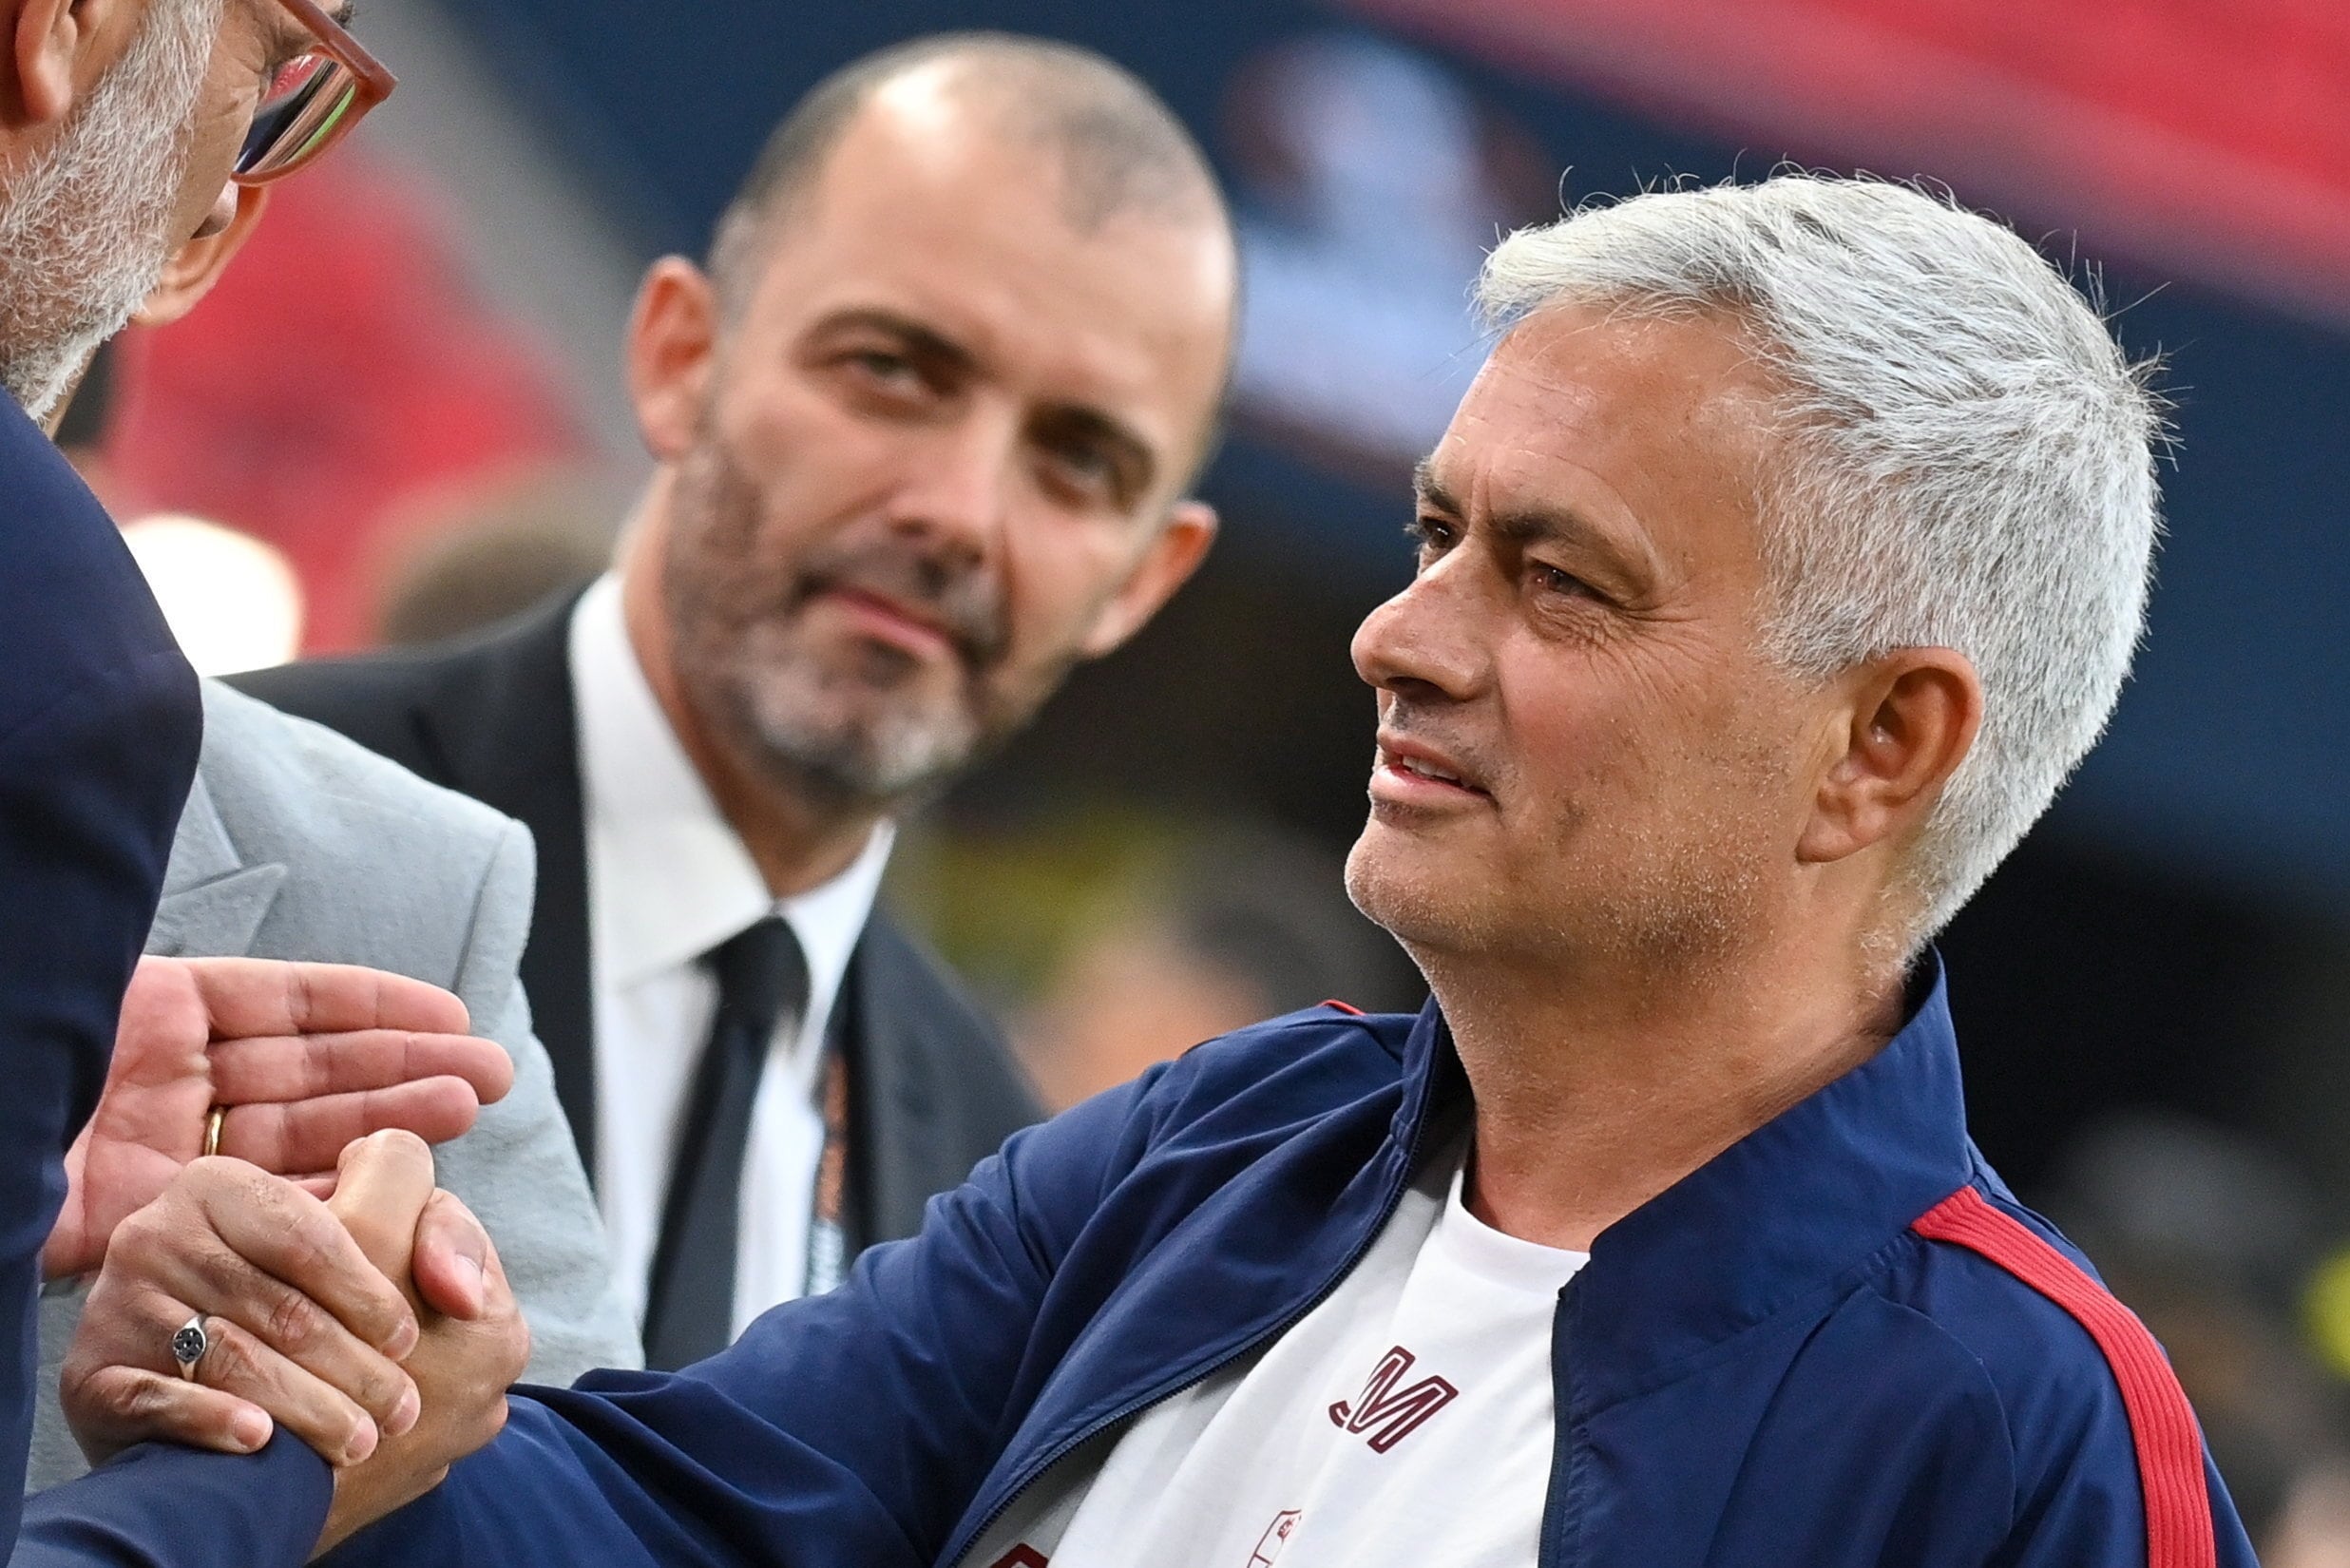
[1535,1275,1583,1568]
[940,1107,1441,1568]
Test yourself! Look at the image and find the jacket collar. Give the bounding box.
[146,772,287,959]
[1401,952,1973,1405]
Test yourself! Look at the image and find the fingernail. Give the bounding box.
[457,1254,487,1317]
[343,1421,379,1466]
[385,1315,420,1361]
[388,1384,420,1438]
[229,1409,272,1453]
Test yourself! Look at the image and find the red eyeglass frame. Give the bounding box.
[231,0,398,186]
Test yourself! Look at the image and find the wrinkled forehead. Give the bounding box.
[1437,306,1786,555]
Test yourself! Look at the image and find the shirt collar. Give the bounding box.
[568,573,893,997]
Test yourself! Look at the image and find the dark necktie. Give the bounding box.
[641,916,808,1370]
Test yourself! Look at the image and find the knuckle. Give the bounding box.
[113,1203,166,1254]
[353,1359,409,1421]
[116,1376,174,1429]
[260,1288,324,1356]
[198,1324,262,1391]
[280,1214,347,1282]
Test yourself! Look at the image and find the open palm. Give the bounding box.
[44,957,513,1281]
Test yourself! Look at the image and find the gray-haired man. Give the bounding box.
[68,173,2255,1567]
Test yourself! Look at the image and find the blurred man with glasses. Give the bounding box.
[0,0,397,1559]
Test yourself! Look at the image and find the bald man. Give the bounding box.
[238,31,1236,1371]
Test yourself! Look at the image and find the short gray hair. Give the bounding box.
[1479,175,2164,941]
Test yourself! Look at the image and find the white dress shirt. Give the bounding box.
[568,574,893,1336]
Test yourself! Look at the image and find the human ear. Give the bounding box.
[1077,499,1217,659]
[624,257,719,464]
[9,0,87,128]
[1796,649,1983,866]
[132,183,269,327]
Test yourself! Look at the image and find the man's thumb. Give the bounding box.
[411,1190,492,1320]
[326,1128,436,1279]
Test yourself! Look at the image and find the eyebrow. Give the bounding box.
[814,308,977,377]
[820,307,1161,504]
[1414,458,1651,591]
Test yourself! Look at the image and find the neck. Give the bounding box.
[617,503,882,899]
[1426,925,1905,1252]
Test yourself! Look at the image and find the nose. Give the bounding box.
[888,410,1017,570]
[1351,553,1489,703]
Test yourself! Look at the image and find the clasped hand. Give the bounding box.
[65,1131,532,1553]
[50,956,534,1548]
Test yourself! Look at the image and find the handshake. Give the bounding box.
[51,956,536,1551]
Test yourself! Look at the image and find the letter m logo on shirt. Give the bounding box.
[1328,1346,1460,1453]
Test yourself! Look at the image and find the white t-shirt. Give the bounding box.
[973,1141,1587,1568]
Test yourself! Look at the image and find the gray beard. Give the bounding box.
[0,0,220,421]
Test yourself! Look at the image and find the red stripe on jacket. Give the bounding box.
[1912,1185,2215,1568]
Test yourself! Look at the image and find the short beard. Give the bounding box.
[0,0,220,420]
[660,426,1060,811]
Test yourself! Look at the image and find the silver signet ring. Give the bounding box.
[171,1315,209,1382]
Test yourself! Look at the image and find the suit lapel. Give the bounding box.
[411,594,601,1174]
[838,926,950,1247]
[146,774,287,958]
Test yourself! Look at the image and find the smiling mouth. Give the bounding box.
[1392,755,1472,789]
[1371,745,1493,807]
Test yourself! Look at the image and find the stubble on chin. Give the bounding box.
[658,431,1051,810]
[1344,779,1782,984]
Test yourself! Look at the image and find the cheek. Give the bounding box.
[174,64,259,230]
[1492,668,1629,827]
[718,390,884,528]
[997,521,1135,661]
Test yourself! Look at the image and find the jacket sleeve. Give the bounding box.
[435,818,641,1381]
[11,1432,330,1568]
[322,1076,1158,1568]
[1997,1443,2260,1568]
[0,659,201,1558]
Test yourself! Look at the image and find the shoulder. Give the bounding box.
[1070,1004,1417,1176]
[1147,1004,1415,1117]
[228,637,475,762]
[0,413,190,744]
[200,682,517,858]
[227,590,576,765]
[196,683,533,964]
[1870,1183,2161,1502]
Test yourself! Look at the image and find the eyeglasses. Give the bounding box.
[231,0,397,185]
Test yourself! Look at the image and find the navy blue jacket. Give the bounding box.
[309,959,2252,1568]
[0,399,201,1558]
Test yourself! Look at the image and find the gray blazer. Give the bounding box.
[28,682,640,1489]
